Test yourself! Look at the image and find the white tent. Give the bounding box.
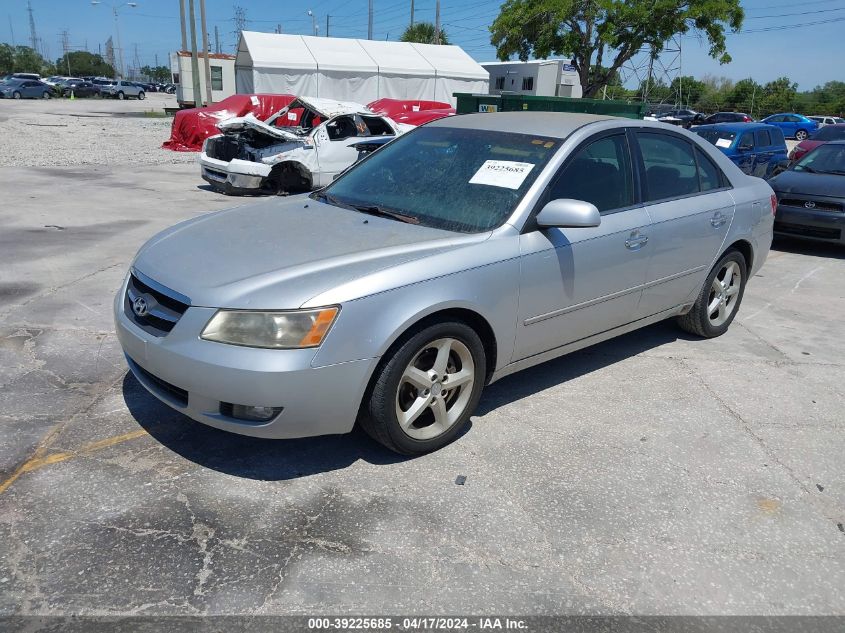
[235,32,488,105]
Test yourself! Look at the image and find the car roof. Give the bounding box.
[428,112,616,138]
[694,122,776,133]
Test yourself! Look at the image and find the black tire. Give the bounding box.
[42,91,51,99]
[138,91,145,100]
[360,320,486,455]
[12,91,21,99]
[677,249,747,338]
[795,129,808,141]
[117,91,125,100]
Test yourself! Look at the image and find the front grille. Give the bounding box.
[779,198,842,213]
[128,357,189,407]
[124,271,190,337]
[774,222,842,240]
[206,136,241,161]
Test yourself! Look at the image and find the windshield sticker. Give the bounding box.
[469,160,535,189]
[715,138,732,148]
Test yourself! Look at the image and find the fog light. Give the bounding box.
[221,403,283,422]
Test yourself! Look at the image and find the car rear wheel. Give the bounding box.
[676,249,747,338]
[117,91,125,100]
[12,91,21,99]
[795,129,808,141]
[138,91,145,100]
[361,321,486,455]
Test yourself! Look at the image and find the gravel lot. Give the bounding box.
[0,93,195,168]
[0,99,842,621]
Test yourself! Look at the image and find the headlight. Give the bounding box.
[200,307,339,349]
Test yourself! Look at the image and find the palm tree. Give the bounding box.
[400,22,449,45]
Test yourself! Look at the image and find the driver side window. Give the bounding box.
[548,134,634,214]
[326,116,359,141]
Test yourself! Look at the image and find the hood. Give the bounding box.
[132,196,486,309]
[284,96,372,119]
[769,170,845,197]
[795,140,823,154]
[215,113,303,142]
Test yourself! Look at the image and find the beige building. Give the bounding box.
[170,51,236,107]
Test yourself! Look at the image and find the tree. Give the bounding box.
[725,77,760,114]
[140,65,171,82]
[400,22,450,45]
[490,0,744,98]
[54,51,114,78]
[671,76,706,109]
[0,44,54,75]
[759,77,797,116]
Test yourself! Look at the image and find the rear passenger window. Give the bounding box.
[636,133,700,202]
[755,129,772,147]
[695,148,724,192]
[549,134,634,213]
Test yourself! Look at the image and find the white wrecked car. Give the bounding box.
[199,96,407,195]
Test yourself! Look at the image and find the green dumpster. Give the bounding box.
[454,93,647,119]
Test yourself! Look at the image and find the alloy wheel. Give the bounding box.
[707,261,741,327]
[395,337,476,440]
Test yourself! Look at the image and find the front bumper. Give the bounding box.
[114,275,375,439]
[774,204,845,244]
[199,152,271,192]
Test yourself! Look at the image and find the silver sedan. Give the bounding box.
[115,113,775,454]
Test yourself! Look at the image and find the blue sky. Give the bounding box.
[4,0,843,90]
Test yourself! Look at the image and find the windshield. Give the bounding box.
[811,126,845,141]
[794,144,845,174]
[319,126,560,233]
[695,129,737,148]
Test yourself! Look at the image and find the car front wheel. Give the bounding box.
[117,91,125,100]
[138,91,145,100]
[42,91,51,99]
[795,129,808,141]
[677,249,747,338]
[361,321,486,454]
[12,91,21,99]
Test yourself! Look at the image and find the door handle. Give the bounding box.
[710,212,727,228]
[625,232,649,249]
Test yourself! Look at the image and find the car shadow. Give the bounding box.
[124,320,689,479]
[771,236,845,260]
[123,372,414,480]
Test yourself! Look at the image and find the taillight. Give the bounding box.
[770,194,777,216]
[744,116,751,122]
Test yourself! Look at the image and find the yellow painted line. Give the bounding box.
[0,428,149,495]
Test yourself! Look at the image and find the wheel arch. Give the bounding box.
[723,238,753,271]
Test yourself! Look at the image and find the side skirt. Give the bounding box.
[489,305,688,384]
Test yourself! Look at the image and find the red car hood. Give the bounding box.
[792,139,823,160]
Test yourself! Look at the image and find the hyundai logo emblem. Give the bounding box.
[804,201,816,209]
[132,296,149,317]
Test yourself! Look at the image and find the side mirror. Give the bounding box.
[536,198,601,229]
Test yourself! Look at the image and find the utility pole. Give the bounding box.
[61,29,71,75]
[188,0,203,107]
[27,0,38,51]
[435,0,441,44]
[326,15,330,37]
[8,15,15,46]
[410,0,414,27]
[179,0,187,51]
[214,25,220,53]
[200,0,212,104]
[368,0,373,40]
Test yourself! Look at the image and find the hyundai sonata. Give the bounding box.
[115,113,775,454]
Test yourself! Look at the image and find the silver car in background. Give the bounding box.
[115,113,774,454]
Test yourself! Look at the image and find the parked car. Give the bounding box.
[43,75,72,86]
[770,141,845,245]
[808,116,845,128]
[788,124,845,162]
[759,113,818,141]
[694,123,787,179]
[0,79,54,99]
[1,72,41,82]
[58,79,101,98]
[116,113,774,454]
[200,96,407,195]
[700,112,753,124]
[100,79,145,99]
[658,109,704,128]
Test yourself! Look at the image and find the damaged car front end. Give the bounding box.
[199,97,406,195]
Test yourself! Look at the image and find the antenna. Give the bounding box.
[27,0,39,51]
